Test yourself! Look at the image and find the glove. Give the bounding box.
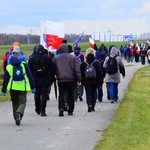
[2,92,6,96]
[32,88,36,93]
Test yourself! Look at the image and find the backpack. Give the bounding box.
[85,61,96,79]
[106,56,118,74]
[34,57,46,76]
[13,64,25,81]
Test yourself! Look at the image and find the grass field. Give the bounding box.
[96,66,150,150]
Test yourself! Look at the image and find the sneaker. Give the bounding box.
[88,105,92,112]
[59,109,64,117]
[15,112,21,126]
[78,95,83,101]
[110,100,114,103]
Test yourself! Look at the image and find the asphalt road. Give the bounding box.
[0,61,145,150]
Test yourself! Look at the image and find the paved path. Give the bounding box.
[0,61,146,150]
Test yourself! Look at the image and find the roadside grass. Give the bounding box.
[96,66,150,150]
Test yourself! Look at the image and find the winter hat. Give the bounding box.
[85,48,95,56]
[74,45,81,51]
[12,42,21,47]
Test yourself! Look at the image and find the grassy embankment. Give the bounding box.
[96,66,150,150]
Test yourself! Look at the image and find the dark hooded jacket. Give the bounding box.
[28,45,56,86]
[80,53,103,85]
[52,43,81,82]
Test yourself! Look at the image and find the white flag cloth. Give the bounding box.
[40,20,64,51]
[89,37,95,49]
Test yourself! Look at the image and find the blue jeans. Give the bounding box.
[96,85,103,102]
[107,82,118,101]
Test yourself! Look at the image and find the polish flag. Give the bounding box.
[89,37,95,49]
[40,20,64,52]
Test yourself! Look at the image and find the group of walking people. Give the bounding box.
[119,42,150,65]
[1,40,126,126]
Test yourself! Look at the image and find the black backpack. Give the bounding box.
[13,64,25,81]
[85,61,96,79]
[34,57,46,76]
[106,56,118,74]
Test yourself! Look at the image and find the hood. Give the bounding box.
[10,56,21,66]
[109,45,115,53]
[37,45,45,54]
[74,50,80,56]
[68,45,73,53]
[110,47,119,57]
[74,45,81,52]
[59,43,69,54]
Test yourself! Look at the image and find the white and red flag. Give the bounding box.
[89,37,95,49]
[40,20,64,52]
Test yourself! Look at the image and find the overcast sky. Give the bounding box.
[0,0,149,36]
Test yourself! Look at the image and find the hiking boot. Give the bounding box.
[64,103,68,111]
[35,109,41,115]
[41,112,47,116]
[15,112,22,126]
[64,106,68,111]
[68,112,73,116]
[78,95,83,101]
[91,107,95,111]
[88,105,92,112]
[59,109,64,117]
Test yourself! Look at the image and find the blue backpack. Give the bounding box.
[13,64,25,81]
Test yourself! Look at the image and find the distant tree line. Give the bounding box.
[0,33,91,45]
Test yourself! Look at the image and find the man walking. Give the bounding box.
[28,45,55,116]
[53,43,81,117]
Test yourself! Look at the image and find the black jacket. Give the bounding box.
[28,53,56,86]
[80,54,103,86]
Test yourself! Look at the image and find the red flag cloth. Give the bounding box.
[40,20,64,50]
[89,37,95,49]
